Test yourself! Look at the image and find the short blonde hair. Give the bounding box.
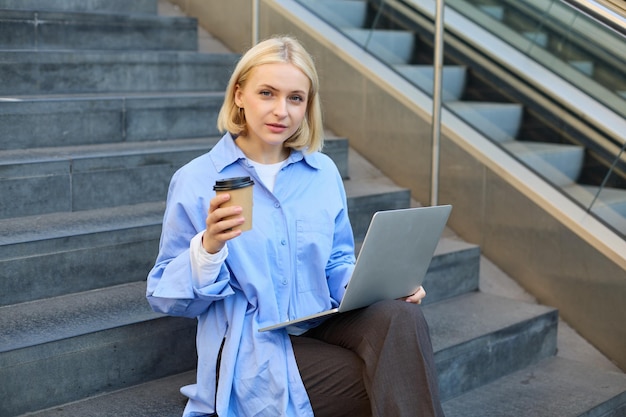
[217,35,324,153]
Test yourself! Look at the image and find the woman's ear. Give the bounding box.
[234,84,243,108]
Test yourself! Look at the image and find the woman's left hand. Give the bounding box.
[404,286,426,304]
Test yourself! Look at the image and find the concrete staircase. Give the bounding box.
[0,1,624,416]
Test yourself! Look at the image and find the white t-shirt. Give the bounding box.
[248,158,288,193]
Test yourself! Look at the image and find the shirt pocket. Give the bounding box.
[295,213,334,293]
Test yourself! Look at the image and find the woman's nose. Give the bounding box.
[273,99,288,117]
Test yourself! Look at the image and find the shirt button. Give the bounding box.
[282,280,287,285]
[274,202,280,208]
[280,239,287,245]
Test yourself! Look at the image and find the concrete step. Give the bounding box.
[442,356,626,417]
[0,170,407,306]
[0,92,224,149]
[425,292,558,401]
[343,176,411,241]
[0,282,198,417]
[422,238,480,305]
[0,50,239,95]
[22,330,625,417]
[305,0,368,29]
[22,371,195,417]
[0,9,198,51]
[394,64,467,101]
[309,0,418,68]
[502,140,585,187]
[0,208,479,415]
[317,0,465,104]
[448,99,586,188]
[8,290,556,416]
[343,28,416,65]
[0,0,158,14]
[0,202,164,306]
[0,135,350,220]
[0,137,219,219]
[446,101,523,143]
[324,136,349,179]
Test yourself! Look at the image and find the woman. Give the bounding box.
[147,35,444,417]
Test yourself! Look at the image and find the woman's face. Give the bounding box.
[235,62,310,150]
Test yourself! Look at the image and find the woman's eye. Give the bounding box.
[290,95,304,102]
[260,90,271,97]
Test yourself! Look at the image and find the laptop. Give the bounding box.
[258,204,452,332]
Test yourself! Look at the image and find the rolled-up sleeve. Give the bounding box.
[146,169,234,318]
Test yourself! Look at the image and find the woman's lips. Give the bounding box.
[266,123,287,133]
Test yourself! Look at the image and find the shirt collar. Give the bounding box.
[210,132,322,172]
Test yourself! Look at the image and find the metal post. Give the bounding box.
[252,0,259,45]
[430,0,445,206]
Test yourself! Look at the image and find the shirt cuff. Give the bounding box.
[190,231,228,287]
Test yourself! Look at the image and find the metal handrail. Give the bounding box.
[431,0,444,206]
[560,0,626,36]
[252,0,259,45]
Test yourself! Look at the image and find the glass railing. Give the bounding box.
[453,0,625,115]
[294,0,626,238]
[587,140,626,233]
[441,0,626,237]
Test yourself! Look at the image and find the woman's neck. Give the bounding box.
[235,135,290,164]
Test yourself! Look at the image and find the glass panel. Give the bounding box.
[450,0,626,119]
[442,0,626,236]
[296,0,626,238]
[297,0,429,69]
[587,144,626,235]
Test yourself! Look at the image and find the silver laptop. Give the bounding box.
[259,204,452,332]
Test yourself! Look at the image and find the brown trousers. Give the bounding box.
[291,299,445,417]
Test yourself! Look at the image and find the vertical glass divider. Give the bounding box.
[589,139,626,213]
[431,0,445,206]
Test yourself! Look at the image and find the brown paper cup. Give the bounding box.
[214,176,254,232]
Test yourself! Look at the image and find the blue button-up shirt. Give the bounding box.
[146,133,356,416]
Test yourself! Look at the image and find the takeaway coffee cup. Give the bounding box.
[213,176,254,232]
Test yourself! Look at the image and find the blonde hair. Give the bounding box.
[217,35,324,153]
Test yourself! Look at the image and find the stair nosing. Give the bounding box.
[0,90,225,101]
[0,136,221,164]
[0,201,166,245]
[0,7,197,23]
[0,281,161,354]
[424,291,557,355]
[441,356,626,416]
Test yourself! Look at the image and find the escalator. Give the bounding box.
[300,0,626,235]
[470,0,626,104]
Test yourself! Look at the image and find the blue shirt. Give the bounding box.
[146,132,356,416]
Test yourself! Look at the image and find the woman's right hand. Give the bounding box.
[202,193,245,254]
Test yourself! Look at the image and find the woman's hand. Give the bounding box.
[404,286,426,305]
[202,193,245,254]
